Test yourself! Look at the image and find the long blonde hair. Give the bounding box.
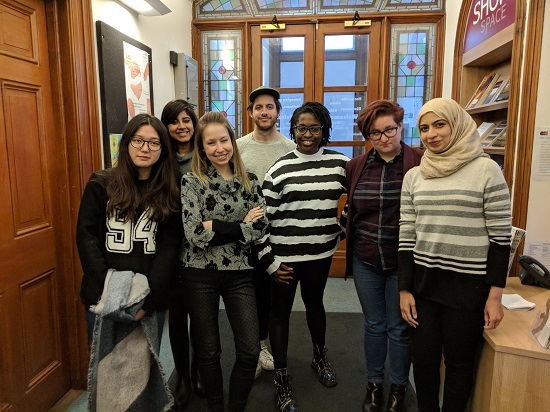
[191,111,252,192]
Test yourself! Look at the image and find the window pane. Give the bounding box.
[202,31,242,137]
[389,24,435,147]
[324,34,369,87]
[278,93,304,137]
[324,91,367,158]
[262,37,304,88]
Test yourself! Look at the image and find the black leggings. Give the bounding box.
[182,267,259,412]
[410,296,485,412]
[270,256,332,369]
[168,285,195,386]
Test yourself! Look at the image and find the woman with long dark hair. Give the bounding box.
[161,99,204,409]
[77,113,182,409]
[179,112,268,412]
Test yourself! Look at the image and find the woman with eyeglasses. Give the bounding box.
[77,114,181,409]
[77,113,182,344]
[256,101,348,412]
[339,100,423,412]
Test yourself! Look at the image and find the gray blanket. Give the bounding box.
[88,269,173,411]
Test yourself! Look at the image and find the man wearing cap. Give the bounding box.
[237,86,296,379]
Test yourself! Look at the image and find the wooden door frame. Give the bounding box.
[45,0,101,389]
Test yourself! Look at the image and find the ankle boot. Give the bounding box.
[191,354,205,398]
[274,369,298,412]
[311,345,337,387]
[362,381,383,412]
[386,383,407,412]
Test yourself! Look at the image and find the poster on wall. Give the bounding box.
[124,42,152,118]
[96,21,154,168]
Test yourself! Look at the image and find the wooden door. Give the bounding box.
[0,0,71,409]
[250,21,381,277]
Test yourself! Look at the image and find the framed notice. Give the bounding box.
[96,21,154,167]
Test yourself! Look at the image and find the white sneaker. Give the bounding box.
[255,358,262,379]
[259,340,275,370]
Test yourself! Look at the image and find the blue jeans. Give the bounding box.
[352,255,410,386]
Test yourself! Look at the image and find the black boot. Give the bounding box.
[191,354,205,398]
[173,374,191,411]
[274,369,298,412]
[386,384,407,412]
[311,345,337,387]
[362,381,383,412]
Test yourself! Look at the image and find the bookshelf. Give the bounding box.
[453,1,522,187]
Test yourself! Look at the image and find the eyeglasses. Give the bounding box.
[368,126,399,141]
[130,137,162,151]
[293,125,323,136]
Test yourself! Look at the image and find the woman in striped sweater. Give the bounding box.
[398,98,512,412]
[257,102,348,412]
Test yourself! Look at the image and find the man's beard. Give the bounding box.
[254,117,277,132]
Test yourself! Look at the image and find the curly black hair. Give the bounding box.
[289,101,332,147]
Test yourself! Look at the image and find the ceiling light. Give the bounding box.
[117,0,171,16]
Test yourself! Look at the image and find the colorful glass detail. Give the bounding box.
[389,24,435,147]
[202,32,242,137]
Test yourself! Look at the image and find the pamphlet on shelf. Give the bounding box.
[483,120,507,147]
[477,122,497,141]
[508,227,526,276]
[494,79,510,102]
[466,72,500,109]
[481,77,507,105]
[501,293,536,310]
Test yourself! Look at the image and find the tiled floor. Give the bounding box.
[63,277,361,411]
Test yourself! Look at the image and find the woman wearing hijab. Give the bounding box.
[398,98,512,412]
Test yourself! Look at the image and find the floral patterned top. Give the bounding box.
[180,167,268,271]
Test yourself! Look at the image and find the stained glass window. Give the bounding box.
[202,31,243,137]
[389,24,435,147]
[382,0,442,12]
[196,0,443,17]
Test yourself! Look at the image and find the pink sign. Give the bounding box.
[464,0,516,53]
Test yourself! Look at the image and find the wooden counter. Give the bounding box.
[472,277,550,411]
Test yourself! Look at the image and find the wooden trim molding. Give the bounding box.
[510,0,546,274]
[46,0,102,388]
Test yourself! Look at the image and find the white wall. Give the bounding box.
[91,0,193,115]
[524,3,550,266]
[442,1,462,97]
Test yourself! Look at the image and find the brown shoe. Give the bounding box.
[362,381,383,412]
[386,383,407,412]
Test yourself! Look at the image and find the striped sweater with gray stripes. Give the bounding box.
[257,147,348,275]
[398,156,512,292]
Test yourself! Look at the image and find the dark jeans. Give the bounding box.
[270,256,332,369]
[410,296,485,412]
[182,267,259,412]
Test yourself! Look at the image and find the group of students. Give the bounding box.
[76,88,512,412]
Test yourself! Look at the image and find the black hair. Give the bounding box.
[160,99,199,152]
[289,101,332,147]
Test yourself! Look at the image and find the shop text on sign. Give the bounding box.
[464,0,516,53]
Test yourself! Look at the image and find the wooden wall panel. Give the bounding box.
[0,1,37,62]
[3,83,50,234]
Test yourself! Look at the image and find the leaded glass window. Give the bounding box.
[196,0,442,18]
[389,24,435,147]
[202,31,243,137]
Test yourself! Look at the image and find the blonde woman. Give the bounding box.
[179,112,268,412]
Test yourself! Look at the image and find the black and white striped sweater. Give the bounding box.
[257,147,348,274]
